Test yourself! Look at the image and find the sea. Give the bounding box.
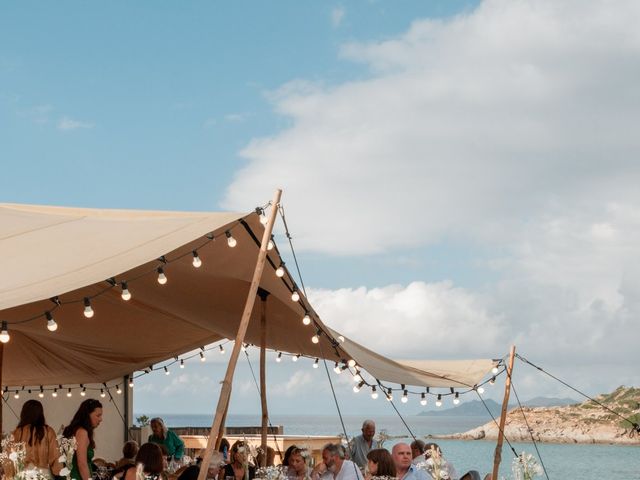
[145,413,640,479]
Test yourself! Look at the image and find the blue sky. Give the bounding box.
[2,0,639,416]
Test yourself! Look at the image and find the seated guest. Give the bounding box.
[409,441,425,465]
[178,452,224,480]
[391,443,428,480]
[115,441,139,469]
[286,447,311,480]
[365,449,395,480]
[256,446,276,468]
[148,417,185,461]
[124,443,166,480]
[423,444,457,480]
[222,441,255,480]
[311,443,363,480]
[282,445,297,467]
[348,420,379,470]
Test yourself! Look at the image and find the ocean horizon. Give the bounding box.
[136,413,639,479]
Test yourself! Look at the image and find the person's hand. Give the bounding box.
[311,462,327,480]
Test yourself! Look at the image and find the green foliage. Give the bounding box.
[136,415,150,426]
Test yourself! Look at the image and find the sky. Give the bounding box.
[2,0,639,418]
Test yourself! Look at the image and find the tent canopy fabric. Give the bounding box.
[0,203,496,389]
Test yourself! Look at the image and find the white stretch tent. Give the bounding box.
[0,203,496,393]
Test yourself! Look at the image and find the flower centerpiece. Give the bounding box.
[415,446,450,480]
[56,435,76,479]
[255,465,288,480]
[511,452,543,480]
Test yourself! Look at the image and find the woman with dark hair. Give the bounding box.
[286,447,311,480]
[62,399,103,480]
[222,441,255,480]
[12,400,63,478]
[124,443,166,480]
[365,449,396,479]
[282,445,297,467]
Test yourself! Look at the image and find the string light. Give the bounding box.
[0,321,10,343]
[180,359,185,369]
[420,393,427,406]
[116,385,122,394]
[401,390,408,403]
[67,388,72,398]
[128,377,134,388]
[353,373,363,383]
[291,290,300,302]
[192,251,202,268]
[219,345,225,354]
[200,351,206,362]
[121,282,132,301]
[311,332,320,344]
[14,391,19,400]
[83,298,94,318]
[258,208,269,225]
[100,389,106,398]
[453,392,460,405]
[164,366,170,375]
[489,376,496,385]
[436,394,443,407]
[45,311,58,332]
[313,358,319,369]
[292,354,300,362]
[276,352,282,363]
[275,262,285,277]
[302,314,311,326]
[267,238,274,251]
[347,359,356,368]
[477,386,485,394]
[333,362,341,374]
[337,335,345,343]
[492,365,499,374]
[81,386,87,397]
[52,389,58,398]
[225,231,237,248]
[157,267,167,285]
[371,386,379,399]
[353,381,365,393]
[38,387,44,398]
[386,388,393,402]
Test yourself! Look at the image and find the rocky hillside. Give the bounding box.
[441,386,640,445]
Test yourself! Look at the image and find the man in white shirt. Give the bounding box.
[311,444,363,480]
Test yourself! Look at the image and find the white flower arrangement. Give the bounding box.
[415,447,452,480]
[56,435,77,479]
[255,465,287,480]
[16,467,50,480]
[1,436,26,479]
[511,452,543,480]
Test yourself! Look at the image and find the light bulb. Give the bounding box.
[52,389,58,398]
[386,393,393,402]
[100,389,106,398]
[276,352,282,363]
[226,231,237,248]
[338,335,345,343]
[121,282,132,301]
[401,390,408,403]
[453,392,460,405]
[46,312,58,332]
[219,345,225,354]
[14,391,20,399]
[313,358,319,369]
[420,393,427,406]
[275,264,285,277]
[333,362,341,374]
[157,267,167,284]
[67,389,72,398]
[353,384,360,393]
[436,395,442,407]
[311,334,319,344]
[192,251,202,268]
[259,211,268,225]
[267,239,274,251]
[492,366,499,374]
[489,376,496,385]
[116,386,122,394]
[302,314,311,326]
[292,354,300,362]
[477,386,485,394]
[180,359,185,369]
[291,291,300,302]
[83,298,94,318]
[81,387,87,397]
[347,359,356,368]
[128,377,134,388]
[371,387,378,400]
[164,366,170,375]
[38,391,44,399]
[200,351,206,362]
[0,321,10,343]
[353,374,362,383]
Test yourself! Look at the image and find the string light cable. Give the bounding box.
[516,354,640,435]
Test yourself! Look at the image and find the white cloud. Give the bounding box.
[220,0,640,398]
[269,370,313,397]
[57,116,94,131]
[331,7,345,28]
[19,104,53,124]
[161,373,218,396]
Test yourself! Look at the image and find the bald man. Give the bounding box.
[392,443,429,480]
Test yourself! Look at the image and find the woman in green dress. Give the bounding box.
[63,399,104,480]
[148,417,185,462]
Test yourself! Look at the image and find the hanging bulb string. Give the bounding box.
[375,379,417,441]
[510,381,550,480]
[277,204,308,297]
[516,354,640,433]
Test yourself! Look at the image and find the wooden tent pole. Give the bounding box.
[214,399,230,450]
[197,189,282,480]
[259,290,269,467]
[491,345,516,480]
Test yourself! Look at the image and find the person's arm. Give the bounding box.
[75,428,91,480]
[171,431,185,460]
[124,465,137,480]
[47,427,64,475]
